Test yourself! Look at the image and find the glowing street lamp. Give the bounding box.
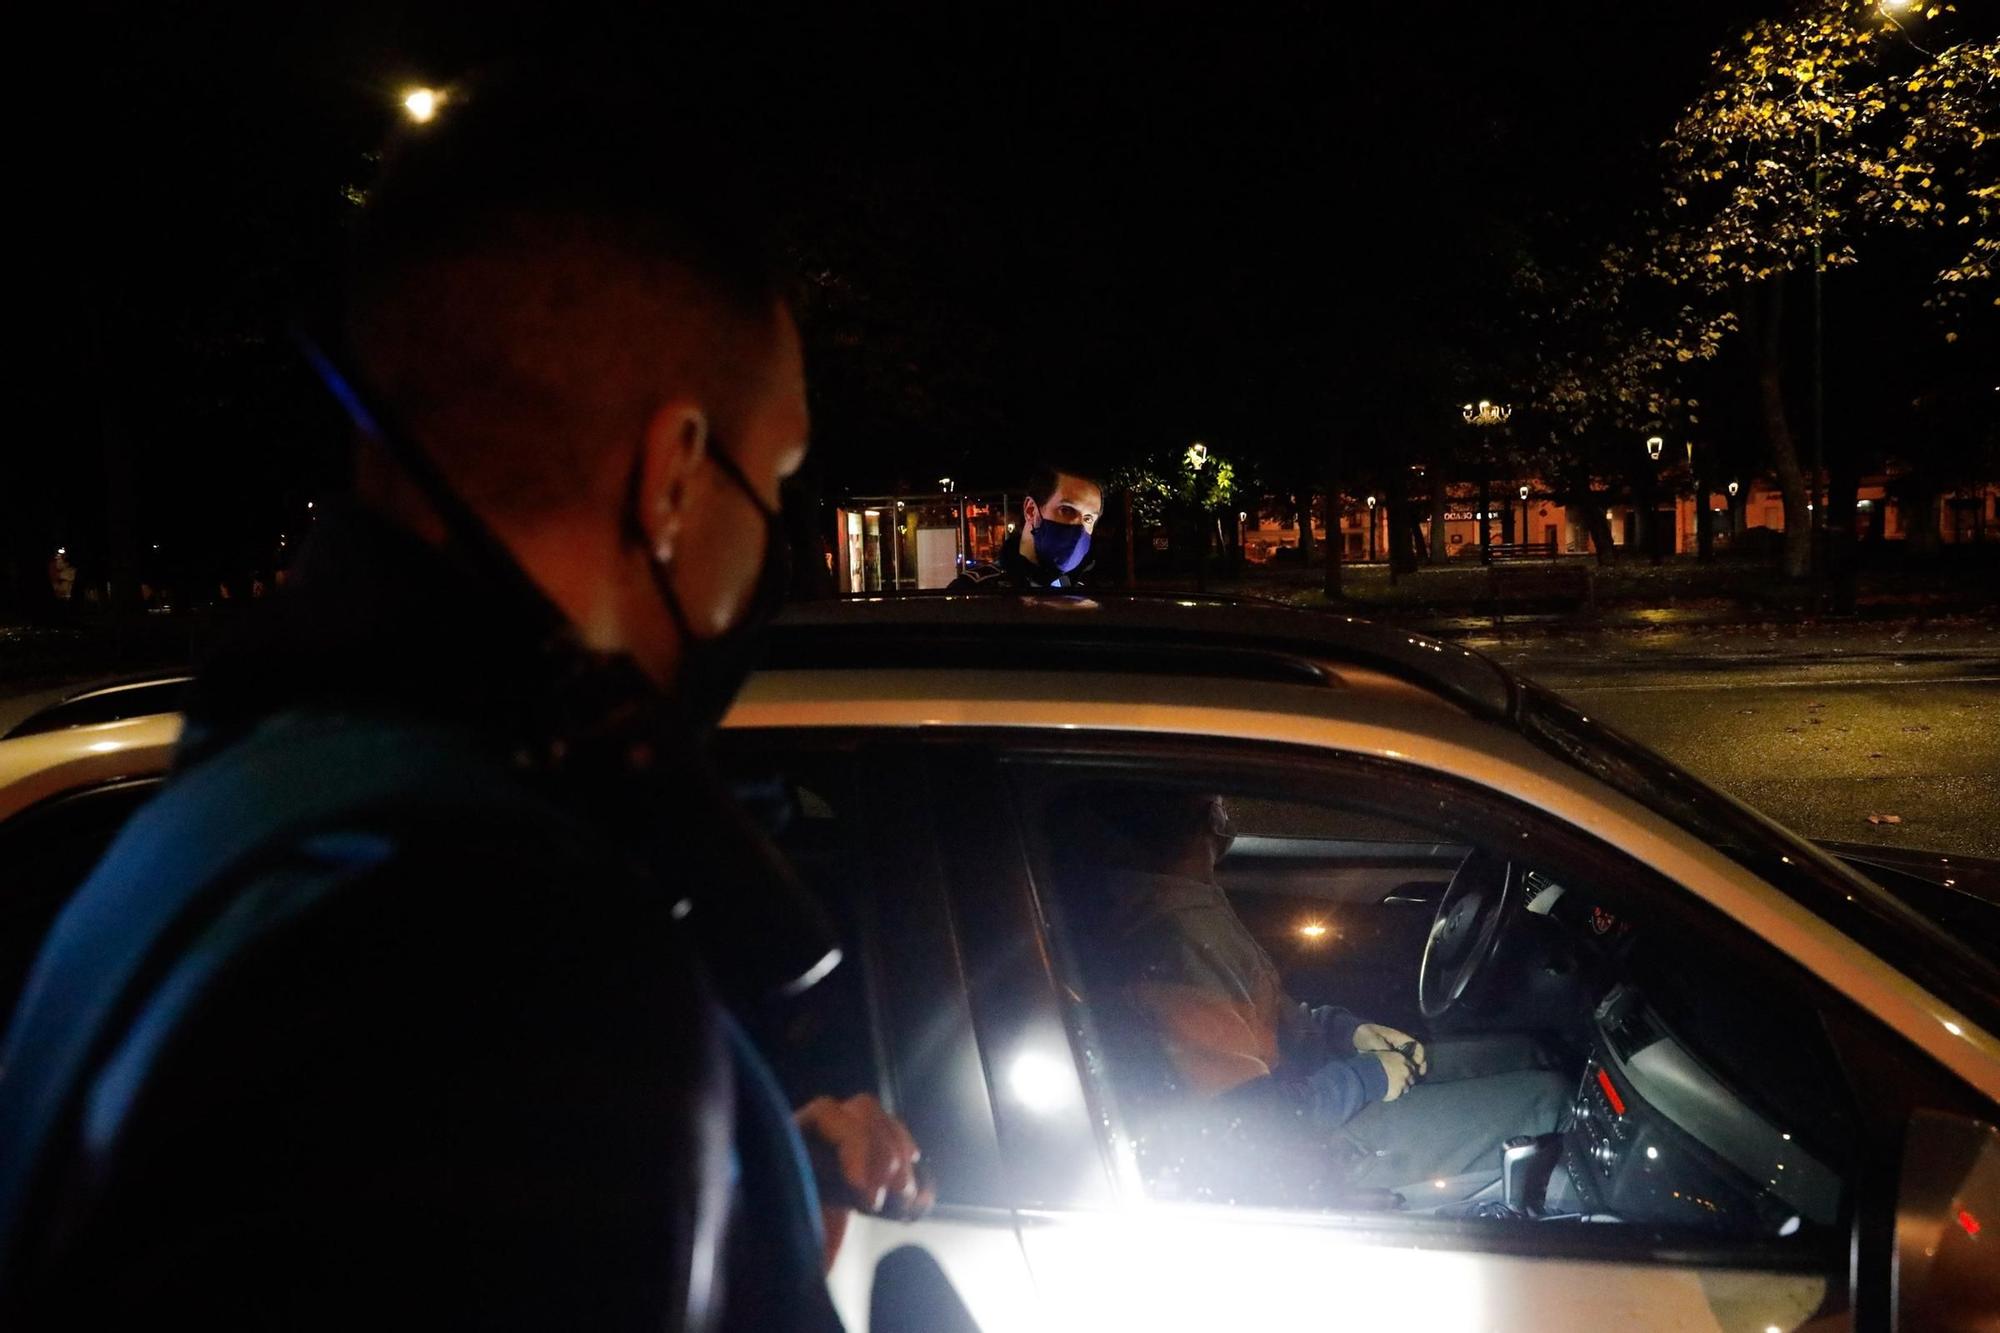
[1185,441,1209,471]
[1460,399,1511,427]
[1727,480,1740,498]
[1645,434,1665,462]
[1365,495,1378,563]
[401,87,444,124]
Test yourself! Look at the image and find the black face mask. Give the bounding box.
[627,442,792,733]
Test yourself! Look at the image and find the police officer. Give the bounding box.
[950,462,1105,590]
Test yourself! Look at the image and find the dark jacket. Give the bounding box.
[0,505,838,1331]
[947,529,1091,591]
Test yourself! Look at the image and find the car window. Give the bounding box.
[0,780,159,1028]
[717,748,885,1108]
[717,734,1011,1208]
[1004,741,1861,1267]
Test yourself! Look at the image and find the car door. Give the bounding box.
[913,732,1995,1332]
[0,778,161,1026]
[713,732,1029,1332]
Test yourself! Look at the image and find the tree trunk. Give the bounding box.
[1428,472,1449,563]
[1827,457,1860,614]
[1696,484,1715,562]
[1293,489,1316,565]
[1902,473,1941,558]
[1388,490,1420,579]
[1322,453,1343,600]
[1569,475,1617,566]
[1747,281,1811,578]
[1477,474,1492,565]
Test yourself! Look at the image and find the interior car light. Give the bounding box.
[1008,1050,1075,1115]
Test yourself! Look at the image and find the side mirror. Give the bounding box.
[1894,1109,1999,1331]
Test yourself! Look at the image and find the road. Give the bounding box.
[1478,624,2000,859]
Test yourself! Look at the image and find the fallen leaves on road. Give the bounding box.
[1867,814,1904,826]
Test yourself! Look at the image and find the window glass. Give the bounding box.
[719,749,882,1107]
[1010,752,1857,1255]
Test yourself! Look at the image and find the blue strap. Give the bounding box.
[0,712,558,1278]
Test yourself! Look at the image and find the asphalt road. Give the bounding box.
[1479,624,2000,859]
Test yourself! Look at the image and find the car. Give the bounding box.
[2,596,1995,1332]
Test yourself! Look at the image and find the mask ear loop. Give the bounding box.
[295,327,574,645]
[621,437,701,648]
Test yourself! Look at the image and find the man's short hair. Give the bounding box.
[1027,461,1105,508]
[345,66,790,517]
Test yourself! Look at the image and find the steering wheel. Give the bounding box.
[1418,850,1518,1021]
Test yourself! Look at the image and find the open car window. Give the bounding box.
[998,740,1866,1278]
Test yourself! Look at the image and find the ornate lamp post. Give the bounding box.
[1365,494,1378,563]
[1460,400,1511,563]
[1518,484,1531,551]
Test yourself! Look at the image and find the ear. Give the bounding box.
[638,400,708,564]
[1022,495,1041,529]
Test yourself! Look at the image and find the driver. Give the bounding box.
[1083,789,1568,1198]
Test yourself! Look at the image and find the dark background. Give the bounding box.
[18,0,1915,600]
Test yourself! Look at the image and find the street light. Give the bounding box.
[1365,495,1378,563]
[1460,400,1511,562]
[1645,435,1665,462]
[1727,480,1740,498]
[401,87,443,123]
[1185,441,1209,471]
[1518,485,1531,551]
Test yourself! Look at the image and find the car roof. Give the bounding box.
[0,674,196,741]
[764,594,1516,719]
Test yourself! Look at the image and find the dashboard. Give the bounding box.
[1551,983,1839,1235]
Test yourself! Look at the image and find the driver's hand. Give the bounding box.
[1352,1023,1428,1077]
[1366,1049,1418,1102]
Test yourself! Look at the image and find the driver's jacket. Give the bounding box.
[1102,867,1392,1127]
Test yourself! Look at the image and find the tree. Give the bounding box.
[1516,243,1726,566]
[1110,442,1239,585]
[1653,0,1997,576]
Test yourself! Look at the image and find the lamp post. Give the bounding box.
[1460,400,1511,564]
[1365,495,1377,563]
[1518,484,1531,551]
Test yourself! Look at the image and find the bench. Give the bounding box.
[1486,560,1595,628]
[1484,541,1559,563]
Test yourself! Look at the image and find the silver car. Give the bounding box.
[2,597,1994,1332]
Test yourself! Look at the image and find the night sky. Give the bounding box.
[21,1,1773,582]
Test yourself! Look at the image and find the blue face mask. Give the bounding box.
[1032,513,1091,573]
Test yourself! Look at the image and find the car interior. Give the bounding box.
[1032,776,1854,1244]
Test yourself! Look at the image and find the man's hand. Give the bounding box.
[1352,1022,1427,1077]
[795,1094,934,1270]
[1364,1049,1419,1102]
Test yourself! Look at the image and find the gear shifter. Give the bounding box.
[1501,1134,1558,1215]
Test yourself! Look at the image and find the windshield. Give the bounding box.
[1515,679,2000,1038]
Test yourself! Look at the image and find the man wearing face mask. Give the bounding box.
[949,462,1103,591]
[0,74,922,1331]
